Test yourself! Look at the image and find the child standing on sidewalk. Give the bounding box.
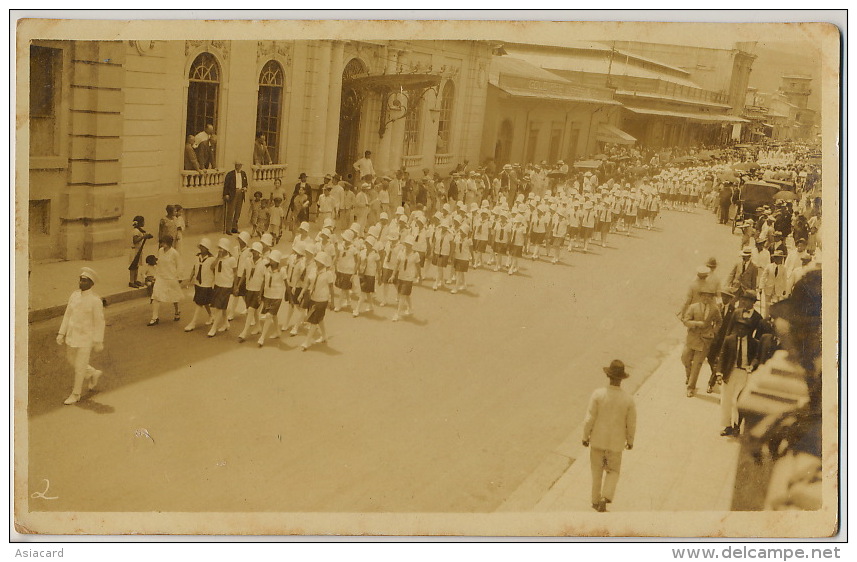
[249,191,264,236]
[129,215,153,288]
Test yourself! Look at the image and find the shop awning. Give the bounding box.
[623,105,749,123]
[597,123,636,145]
[762,123,775,129]
[495,84,622,105]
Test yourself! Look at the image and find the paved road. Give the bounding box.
[26,207,739,513]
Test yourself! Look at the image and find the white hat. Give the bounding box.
[293,242,306,256]
[261,233,274,246]
[315,251,333,268]
[304,242,318,254]
[79,267,99,284]
[198,237,214,252]
[217,237,232,251]
[380,212,389,220]
[299,222,310,232]
[323,218,335,228]
[268,250,283,264]
[341,229,355,242]
[238,231,251,245]
[395,206,405,216]
[402,235,415,246]
[250,241,263,253]
[696,266,711,277]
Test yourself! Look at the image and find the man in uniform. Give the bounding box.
[56,267,106,405]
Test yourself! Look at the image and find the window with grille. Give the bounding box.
[436,81,454,154]
[186,52,220,138]
[403,98,423,156]
[30,45,60,156]
[256,60,284,164]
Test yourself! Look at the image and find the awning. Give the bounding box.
[623,105,749,123]
[597,123,636,145]
[493,84,622,106]
[762,123,775,129]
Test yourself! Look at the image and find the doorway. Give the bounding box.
[336,59,367,181]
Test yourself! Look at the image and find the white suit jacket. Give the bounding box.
[59,289,105,348]
[583,386,637,452]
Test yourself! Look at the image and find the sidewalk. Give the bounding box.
[532,343,741,512]
[27,227,303,323]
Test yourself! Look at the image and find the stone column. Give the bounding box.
[324,41,344,174]
[63,40,126,260]
[375,48,401,175]
[308,40,331,181]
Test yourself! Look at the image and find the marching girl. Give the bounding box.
[610,192,624,234]
[597,196,613,248]
[431,221,452,290]
[378,231,399,306]
[333,229,359,313]
[411,214,428,283]
[256,250,286,347]
[567,199,581,250]
[451,223,472,294]
[301,251,336,351]
[548,205,569,264]
[237,242,265,342]
[289,243,318,337]
[473,208,492,268]
[579,201,596,252]
[620,191,634,236]
[281,242,307,331]
[492,212,511,272]
[207,238,237,338]
[509,215,527,275]
[646,190,661,230]
[182,238,215,331]
[421,214,439,281]
[392,236,420,321]
[226,231,252,322]
[356,236,380,317]
[530,204,549,260]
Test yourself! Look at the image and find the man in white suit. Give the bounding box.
[583,360,637,512]
[56,267,106,405]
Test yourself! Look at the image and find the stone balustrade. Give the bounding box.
[434,153,453,166]
[401,155,423,169]
[181,169,227,189]
[250,163,288,183]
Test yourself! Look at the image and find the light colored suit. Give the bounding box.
[583,385,637,504]
[682,301,723,390]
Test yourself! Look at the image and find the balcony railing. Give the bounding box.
[251,163,288,183]
[181,169,227,189]
[434,153,453,167]
[401,155,422,169]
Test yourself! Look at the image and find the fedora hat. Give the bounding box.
[603,359,629,380]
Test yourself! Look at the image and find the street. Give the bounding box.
[27,208,739,513]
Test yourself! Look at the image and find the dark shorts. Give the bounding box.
[416,251,426,267]
[211,285,232,310]
[380,267,395,284]
[626,215,637,225]
[335,271,354,290]
[454,258,469,272]
[245,289,263,309]
[568,226,580,238]
[531,232,545,245]
[551,234,565,246]
[235,278,247,297]
[494,243,508,256]
[474,239,488,252]
[437,254,450,268]
[193,285,214,306]
[288,287,303,306]
[307,300,328,324]
[359,275,376,294]
[261,296,282,316]
[510,244,523,257]
[581,226,594,237]
[638,209,649,219]
[397,280,413,296]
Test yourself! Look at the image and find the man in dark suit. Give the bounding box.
[223,160,249,234]
[718,183,733,224]
[716,292,763,436]
[706,288,739,393]
[727,246,760,293]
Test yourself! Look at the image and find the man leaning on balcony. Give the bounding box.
[194,124,217,170]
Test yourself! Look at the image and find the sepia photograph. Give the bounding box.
[12,13,842,539]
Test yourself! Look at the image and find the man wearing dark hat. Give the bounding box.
[56,268,106,405]
[706,288,739,393]
[715,290,762,436]
[582,360,637,512]
[287,173,313,223]
[681,288,723,397]
[223,160,249,234]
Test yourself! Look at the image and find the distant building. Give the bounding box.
[26,39,494,260]
[500,40,749,149]
[741,75,818,142]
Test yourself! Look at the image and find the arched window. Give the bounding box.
[256,60,284,164]
[403,99,423,157]
[186,53,221,139]
[436,81,454,154]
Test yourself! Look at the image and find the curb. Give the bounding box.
[28,287,149,324]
